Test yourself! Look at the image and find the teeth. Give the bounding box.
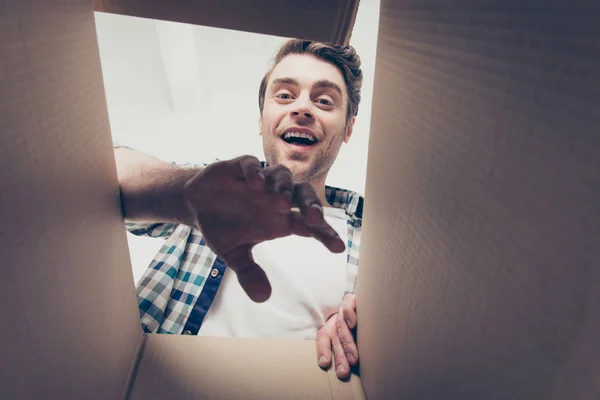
[283,131,317,142]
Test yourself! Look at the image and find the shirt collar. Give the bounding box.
[325,185,364,221]
[259,161,364,222]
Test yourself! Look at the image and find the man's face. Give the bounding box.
[260,54,354,182]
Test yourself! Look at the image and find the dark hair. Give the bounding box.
[258,39,363,121]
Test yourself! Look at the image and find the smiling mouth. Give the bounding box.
[281,131,318,147]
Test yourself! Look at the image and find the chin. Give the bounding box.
[290,169,311,182]
[280,160,312,180]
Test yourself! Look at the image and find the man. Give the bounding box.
[115,39,364,379]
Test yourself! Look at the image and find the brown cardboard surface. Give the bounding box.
[5,0,600,399]
[326,359,367,400]
[0,1,142,398]
[128,335,365,400]
[93,0,359,46]
[358,1,600,399]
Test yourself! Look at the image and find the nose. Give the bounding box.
[292,109,314,119]
[290,95,314,121]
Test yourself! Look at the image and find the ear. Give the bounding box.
[258,115,263,136]
[343,116,356,143]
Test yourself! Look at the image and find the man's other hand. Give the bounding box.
[316,294,358,379]
[182,155,346,303]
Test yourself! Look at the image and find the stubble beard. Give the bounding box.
[263,125,346,183]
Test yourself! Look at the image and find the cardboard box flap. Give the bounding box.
[128,335,366,399]
[93,0,359,46]
[357,1,600,399]
[0,1,142,399]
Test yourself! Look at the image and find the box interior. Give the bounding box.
[1,0,599,399]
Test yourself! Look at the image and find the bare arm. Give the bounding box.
[114,147,198,226]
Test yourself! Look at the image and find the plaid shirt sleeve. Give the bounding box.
[126,222,178,238]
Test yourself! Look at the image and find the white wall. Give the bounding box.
[94,2,380,283]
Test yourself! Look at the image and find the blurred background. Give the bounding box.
[94,0,380,282]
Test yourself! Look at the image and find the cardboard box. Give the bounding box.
[1,0,598,399]
[93,0,359,46]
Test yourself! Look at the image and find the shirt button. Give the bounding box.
[183,330,192,335]
[210,268,219,278]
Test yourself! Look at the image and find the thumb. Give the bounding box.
[224,246,272,303]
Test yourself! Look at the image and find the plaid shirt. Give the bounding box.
[127,160,364,334]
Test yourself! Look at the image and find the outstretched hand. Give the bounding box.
[182,155,346,302]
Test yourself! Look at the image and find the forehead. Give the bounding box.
[268,54,346,93]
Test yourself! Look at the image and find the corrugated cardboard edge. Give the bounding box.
[325,353,367,400]
[93,0,358,45]
[121,332,147,400]
[332,0,360,46]
[327,366,367,400]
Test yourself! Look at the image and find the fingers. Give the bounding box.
[266,165,293,198]
[309,225,346,253]
[238,156,266,191]
[316,316,336,369]
[292,182,327,226]
[336,307,359,367]
[287,212,346,253]
[342,294,357,329]
[331,324,351,379]
[236,266,272,303]
[316,312,357,380]
[223,246,272,303]
[263,165,293,212]
[201,155,264,191]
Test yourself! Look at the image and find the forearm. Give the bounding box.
[115,147,200,226]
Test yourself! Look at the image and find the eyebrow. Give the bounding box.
[271,77,343,96]
[313,80,343,96]
[272,77,298,87]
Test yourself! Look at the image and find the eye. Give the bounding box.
[315,97,334,106]
[275,91,294,100]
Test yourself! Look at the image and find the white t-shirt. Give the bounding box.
[198,207,349,340]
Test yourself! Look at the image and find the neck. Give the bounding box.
[309,176,330,207]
